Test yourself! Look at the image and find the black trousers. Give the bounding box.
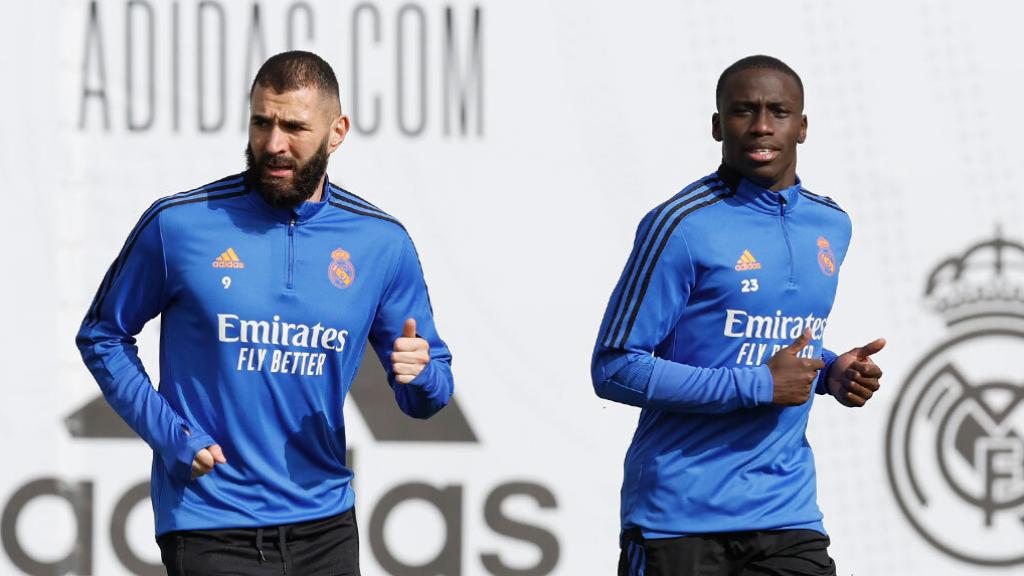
[619,529,837,576]
[157,508,360,576]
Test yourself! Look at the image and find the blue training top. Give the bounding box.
[592,166,849,540]
[77,173,454,536]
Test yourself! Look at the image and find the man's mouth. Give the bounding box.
[745,147,779,163]
[266,167,293,178]
[263,159,295,178]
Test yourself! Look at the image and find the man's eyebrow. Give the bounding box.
[728,97,794,106]
[249,113,310,126]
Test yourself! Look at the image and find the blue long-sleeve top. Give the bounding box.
[592,166,849,539]
[77,173,454,536]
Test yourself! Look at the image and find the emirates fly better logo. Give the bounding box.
[885,230,1024,566]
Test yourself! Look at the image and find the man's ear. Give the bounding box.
[711,112,722,142]
[329,115,350,153]
[798,114,807,144]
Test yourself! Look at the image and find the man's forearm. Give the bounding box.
[76,330,213,480]
[592,350,773,413]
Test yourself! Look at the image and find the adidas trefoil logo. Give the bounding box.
[212,247,246,269]
[734,249,762,271]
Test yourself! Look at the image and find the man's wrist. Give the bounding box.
[815,348,839,396]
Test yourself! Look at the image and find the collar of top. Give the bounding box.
[246,172,333,224]
[716,163,802,215]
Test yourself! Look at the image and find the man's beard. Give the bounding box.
[245,137,330,209]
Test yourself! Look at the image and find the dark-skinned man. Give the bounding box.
[77,51,454,576]
[592,55,884,576]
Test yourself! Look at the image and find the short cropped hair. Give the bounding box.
[250,51,341,112]
[715,55,803,109]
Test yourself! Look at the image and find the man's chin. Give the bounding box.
[258,179,293,196]
[257,181,306,208]
[732,161,792,190]
[746,166,779,184]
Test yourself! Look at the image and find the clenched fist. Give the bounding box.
[191,444,226,480]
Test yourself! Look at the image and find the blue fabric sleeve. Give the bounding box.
[592,212,773,413]
[815,347,839,396]
[369,233,454,419]
[76,210,214,482]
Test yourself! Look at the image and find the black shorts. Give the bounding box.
[157,508,360,576]
[618,528,837,576]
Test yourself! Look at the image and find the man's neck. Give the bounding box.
[309,175,327,203]
[765,178,796,192]
[720,162,797,192]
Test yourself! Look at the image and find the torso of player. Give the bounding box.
[621,177,852,536]
[156,193,402,394]
[658,184,850,372]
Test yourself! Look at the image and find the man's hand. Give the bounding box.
[767,329,825,406]
[191,444,226,480]
[827,338,886,407]
[392,318,429,384]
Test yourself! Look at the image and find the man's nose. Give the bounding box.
[751,109,774,135]
[265,126,288,154]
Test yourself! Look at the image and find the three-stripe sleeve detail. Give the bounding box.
[85,180,248,326]
[603,178,732,349]
[615,190,732,348]
[600,177,719,349]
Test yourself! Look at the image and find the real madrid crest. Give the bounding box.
[328,247,356,289]
[817,236,836,276]
[885,229,1024,566]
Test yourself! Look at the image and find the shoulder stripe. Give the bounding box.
[605,183,728,348]
[655,175,721,212]
[613,189,734,349]
[799,189,845,213]
[127,179,247,267]
[601,177,722,348]
[327,184,387,214]
[86,180,240,326]
[602,178,725,348]
[85,187,248,326]
[328,191,387,216]
[327,200,406,230]
[137,174,245,225]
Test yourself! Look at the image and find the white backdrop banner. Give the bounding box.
[1,1,1023,574]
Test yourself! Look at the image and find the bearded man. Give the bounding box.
[77,51,454,576]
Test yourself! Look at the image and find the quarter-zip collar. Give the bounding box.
[245,172,332,224]
[716,163,802,215]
